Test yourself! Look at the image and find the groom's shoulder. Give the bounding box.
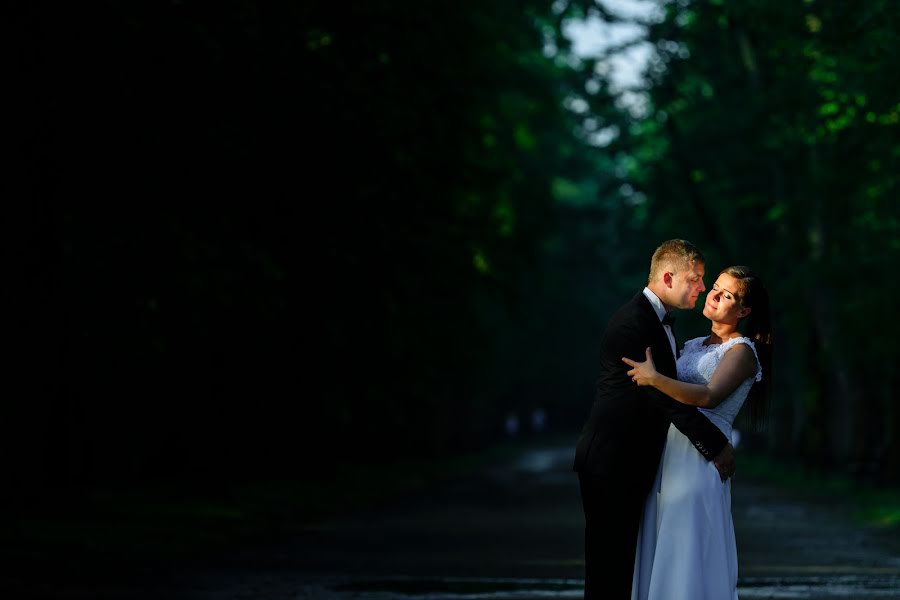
[612,291,648,317]
[605,292,650,329]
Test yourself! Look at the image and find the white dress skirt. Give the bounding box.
[631,336,762,600]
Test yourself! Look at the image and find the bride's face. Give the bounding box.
[702,273,750,323]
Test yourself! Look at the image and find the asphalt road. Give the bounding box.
[24,439,900,599]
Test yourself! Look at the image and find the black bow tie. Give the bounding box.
[661,313,675,327]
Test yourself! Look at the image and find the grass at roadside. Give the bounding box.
[737,451,900,529]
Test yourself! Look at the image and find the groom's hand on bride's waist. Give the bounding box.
[713,443,736,481]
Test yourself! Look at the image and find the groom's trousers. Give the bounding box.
[578,472,645,600]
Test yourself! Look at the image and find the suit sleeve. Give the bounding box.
[610,321,728,461]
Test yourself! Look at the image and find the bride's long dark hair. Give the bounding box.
[721,265,773,431]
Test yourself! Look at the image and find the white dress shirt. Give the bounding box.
[643,287,677,359]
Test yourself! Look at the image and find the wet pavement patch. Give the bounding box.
[330,576,583,598]
[312,574,900,599]
[321,574,900,600]
[738,574,900,598]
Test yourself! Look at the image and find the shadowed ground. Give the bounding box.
[10,437,900,599]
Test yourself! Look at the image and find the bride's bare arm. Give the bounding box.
[622,345,757,408]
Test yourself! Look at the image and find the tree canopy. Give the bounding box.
[7,0,900,491]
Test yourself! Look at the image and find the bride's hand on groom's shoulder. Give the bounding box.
[622,347,657,386]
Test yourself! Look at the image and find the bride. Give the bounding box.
[623,265,773,600]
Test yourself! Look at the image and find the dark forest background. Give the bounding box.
[5,0,900,508]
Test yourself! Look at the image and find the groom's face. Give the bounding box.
[670,261,706,309]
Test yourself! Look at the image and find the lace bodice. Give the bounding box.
[676,336,762,433]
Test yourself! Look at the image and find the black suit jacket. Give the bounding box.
[573,291,728,498]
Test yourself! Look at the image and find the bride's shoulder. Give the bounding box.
[721,336,757,351]
[721,336,763,380]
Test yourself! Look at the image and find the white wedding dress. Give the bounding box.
[631,336,762,600]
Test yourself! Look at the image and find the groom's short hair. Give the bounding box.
[648,239,704,283]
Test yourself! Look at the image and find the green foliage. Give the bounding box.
[13,0,900,491]
[581,0,900,479]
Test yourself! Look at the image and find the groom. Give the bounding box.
[573,239,735,599]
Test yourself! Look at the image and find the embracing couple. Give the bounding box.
[573,239,773,600]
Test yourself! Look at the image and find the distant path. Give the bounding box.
[32,439,900,599]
